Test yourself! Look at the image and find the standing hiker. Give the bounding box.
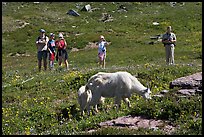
[47,33,56,70]
[97,35,108,68]
[162,26,177,65]
[36,29,49,71]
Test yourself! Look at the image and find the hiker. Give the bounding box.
[36,29,49,71]
[47,33,56,70]
[97,35,108,68]
[162,26,177,65]
[55,33,69,70]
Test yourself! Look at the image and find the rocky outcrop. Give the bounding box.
[153,72,202,97]
[170,72,202,96]
[169,72,202,89]
[98,115,175,134]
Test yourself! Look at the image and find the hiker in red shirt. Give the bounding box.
[55,33,69,70]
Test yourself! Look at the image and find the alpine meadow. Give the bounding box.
[2,2,202,135]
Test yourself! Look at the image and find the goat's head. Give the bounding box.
[142,88,152,99]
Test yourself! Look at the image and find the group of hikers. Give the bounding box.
[36,29,69,72]
[36,26,176,72]
[36,29,108,72]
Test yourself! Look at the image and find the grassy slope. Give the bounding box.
[2,2,202,135]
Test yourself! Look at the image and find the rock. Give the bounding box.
[169,2,177,7]
[99,13,113,22]
[70,48,80,52]
[153,22,159,25]
[160,90,169,94]
[150,34,162,40]
[118,5,128,12]
[98,115,175,134]
[169,72,202,89]
[81,4,91,12]
[177,89,196,96]
[67,9,80,16]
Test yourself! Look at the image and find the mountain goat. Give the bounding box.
[85,71,151,114]
[77,85,105,115]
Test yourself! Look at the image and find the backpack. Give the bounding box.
[58,39,67,50]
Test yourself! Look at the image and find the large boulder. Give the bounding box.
[152,72,202,98]
[169,72,202,89]
[98,115,175,134]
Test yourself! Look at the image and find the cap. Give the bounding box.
[58,33,64,38]
[167,26,172,29]
[100,35,105,39]
[39,29,46,33]
[50,33,55,37]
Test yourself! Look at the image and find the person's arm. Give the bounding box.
[64,39,67,49]
[170,34,176,43]
[162,34,170,46]
[48,48,52,53]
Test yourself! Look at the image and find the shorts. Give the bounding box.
[58,49,68,60]
[49,52,55,61]
[98,52,106,61]
[37,50,48,61]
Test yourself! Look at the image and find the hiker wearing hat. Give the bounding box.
[36,29,49,71]
[97,35,108,68]
[162,26,177,65]
[47,33,56,70]
[55,33,69,70]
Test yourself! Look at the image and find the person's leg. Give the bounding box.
[98,53,102,67]
[58,50,62,67]
[64,59,69,70]
[170,46,175,65]
[38,60,42,72]
[49,60,52,70]
[99,59,103,68]
[58,56,62,66]
[43,51,47,71]
[103,58,105,69]
[48,53,52,70]
[64,51,69,70]
[165,45,170,65]
[37,51,42,72]
[52,61,54,69]
[103,54,106,69]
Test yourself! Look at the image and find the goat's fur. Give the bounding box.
[85,71,151,114]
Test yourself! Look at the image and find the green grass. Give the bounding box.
[2,2,202,135]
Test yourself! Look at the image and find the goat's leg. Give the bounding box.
[114,97,122,111]
[87,105,91,116]
[123,98,131,108]
[94,104,99,113]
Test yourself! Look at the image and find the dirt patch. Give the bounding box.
[70,42,111,52]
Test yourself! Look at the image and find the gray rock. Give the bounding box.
[67,9,80,16]
[98,115,175,134]
[81,4,91,12]
[160,90,169,94]
[169,72,202,89]
[177,89,196,96]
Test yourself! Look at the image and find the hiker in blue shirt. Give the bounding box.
[97,35,108,68]
[47,33,56,70]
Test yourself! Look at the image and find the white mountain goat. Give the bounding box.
[77,85,105,115]
[85,71,152,114]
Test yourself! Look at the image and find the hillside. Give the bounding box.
[2,2,202,135]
